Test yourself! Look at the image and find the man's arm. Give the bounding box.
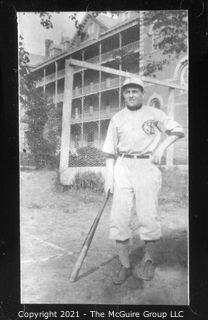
[105,157,115,194]
[102,119,117,194]
[151,109,185,165]
[151,135,180,165]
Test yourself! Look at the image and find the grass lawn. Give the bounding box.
[20,167,188,304]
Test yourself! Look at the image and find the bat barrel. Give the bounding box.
[69,190,110,282]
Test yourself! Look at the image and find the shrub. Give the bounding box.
[68,146,106,167]
[20,150,36,167]
[159,167,188,206]
[72,171,104,193]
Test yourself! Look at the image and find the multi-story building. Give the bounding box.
[29,11,188,168]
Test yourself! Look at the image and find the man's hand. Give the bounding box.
[150,135,180,165]
[105,158,115,194]
[105,177,114,194]
[150,146,165,165]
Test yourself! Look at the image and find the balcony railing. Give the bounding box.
[47,77,121,103]
[47,93,64,104]
[74,39,140,73]
[37,39,140,86]
[71,107,119,124]
[73,77,120,98]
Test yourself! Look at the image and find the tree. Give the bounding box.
[142,10,187,76]
[19,35,58,168]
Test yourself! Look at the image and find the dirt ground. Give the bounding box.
[20,169,188,305]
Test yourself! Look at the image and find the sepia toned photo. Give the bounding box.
[19,10,188,304]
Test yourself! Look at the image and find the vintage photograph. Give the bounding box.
[19,10,188,304]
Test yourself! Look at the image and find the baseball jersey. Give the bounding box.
[102,105,184,156]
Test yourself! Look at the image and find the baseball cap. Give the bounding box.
[122,77,144,90]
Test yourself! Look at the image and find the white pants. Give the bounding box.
[109,157,162,241]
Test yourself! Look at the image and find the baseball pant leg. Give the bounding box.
[109,158,134,241]
[134,162,162,241]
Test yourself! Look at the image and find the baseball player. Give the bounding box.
[102,77,184,284]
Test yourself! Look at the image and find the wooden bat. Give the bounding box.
[69,190,111,282]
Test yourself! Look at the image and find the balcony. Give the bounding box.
[36,39,140,86]
[47,77,121,104]
[74,39,140,73]
[73,77,120,98]
[71,107,119,124]
[47,93,64,104]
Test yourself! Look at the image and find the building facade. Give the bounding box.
[30,11,188,167]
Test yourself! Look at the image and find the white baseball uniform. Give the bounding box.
[102,105,184,241]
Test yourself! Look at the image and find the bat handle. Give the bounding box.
[106,189,111,197]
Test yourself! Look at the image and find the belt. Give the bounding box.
[118,153,150,159]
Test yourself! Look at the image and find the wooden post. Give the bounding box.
[69,58,187,91]
[81,50,85,146]
[166,87,175,166]
[118,33,122,110]
[59,60,74,172]
[43,68,46,94]
[98,42,101,146]
[139,11,144,76]
[55,62,58,107]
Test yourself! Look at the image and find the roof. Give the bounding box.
[31,12,140,70]
[96,14,119,28]
[70,13,109,47]
[27,53,45,67]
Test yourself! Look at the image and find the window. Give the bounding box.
[180,64,188,86]
[174,57,188,86]
[87,132,94,143]
[89,106,94,114]
[150,98,161,109]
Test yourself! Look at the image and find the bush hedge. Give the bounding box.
[72,171,104,193]
[68,146,106,167]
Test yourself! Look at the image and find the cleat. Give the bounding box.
[132,252,155,281]
[113,266,132,285]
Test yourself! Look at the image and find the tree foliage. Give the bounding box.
[19,35,60,168]
[143,10,187,56]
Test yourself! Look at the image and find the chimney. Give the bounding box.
[45,39,53,57]
[61,36,71,51]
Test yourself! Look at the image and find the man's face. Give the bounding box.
[123,85,144,109]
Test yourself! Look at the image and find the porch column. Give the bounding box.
[55,61,58,107]
[98,42,102,146]
[139,11,145,76]
[59,60,74,172]
[166,87,175,166]
[43,68,46,95]
[81,50,85,146]
[118,32,122,110]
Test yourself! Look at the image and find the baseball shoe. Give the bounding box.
[132,252,155,281]
[113,265,132,285]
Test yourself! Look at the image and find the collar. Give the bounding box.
[126,103,143,111]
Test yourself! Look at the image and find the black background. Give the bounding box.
[0,0,208,319]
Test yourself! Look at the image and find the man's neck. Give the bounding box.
[126,104,143,111]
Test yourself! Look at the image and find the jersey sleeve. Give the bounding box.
[102,118,118,157]
[156,109,185,138]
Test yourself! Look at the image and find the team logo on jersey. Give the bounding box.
[142,120,156,135]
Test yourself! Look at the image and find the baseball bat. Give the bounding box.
[69,190,111,282]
